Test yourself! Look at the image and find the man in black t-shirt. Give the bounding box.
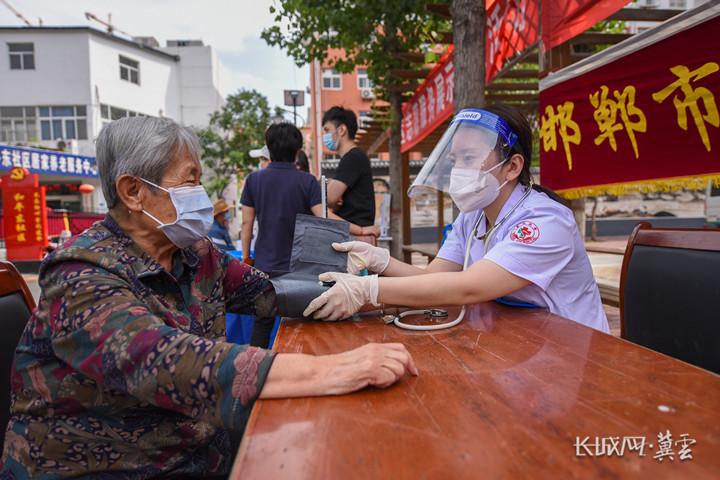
[322,106,376,227]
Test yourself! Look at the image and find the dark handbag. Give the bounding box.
[270,214,350,317]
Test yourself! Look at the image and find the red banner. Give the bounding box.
[487,0,539,80]
[539,14,720,198]
[401,46,455,152]
[401,0,638,152]
[402,0,539,152]
[2,167,48,260]
[542,0,629,51]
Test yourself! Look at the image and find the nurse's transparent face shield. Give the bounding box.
[408,122,503,198]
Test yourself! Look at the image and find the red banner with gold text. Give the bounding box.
[539,14,720,198]
[2,167,48,260]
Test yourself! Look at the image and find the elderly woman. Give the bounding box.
[1,117,417,479]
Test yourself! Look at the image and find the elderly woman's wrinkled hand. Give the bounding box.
[325,343,419,393]
[303,272,379,321]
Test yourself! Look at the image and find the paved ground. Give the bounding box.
[23,273,40,303]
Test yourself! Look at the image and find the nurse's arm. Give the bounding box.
[382,256,463,277]
[377,259,530,307]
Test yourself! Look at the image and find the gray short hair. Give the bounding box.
[96,117,201,209]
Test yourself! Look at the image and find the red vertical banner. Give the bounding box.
[401,46,455,153]
[2,167,48,261]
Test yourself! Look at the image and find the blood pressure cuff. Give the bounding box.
[269,214,350,318]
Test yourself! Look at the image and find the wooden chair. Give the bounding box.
[620,222,720,374]
[0,261,36,453]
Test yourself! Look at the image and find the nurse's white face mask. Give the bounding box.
[448,159,509,213]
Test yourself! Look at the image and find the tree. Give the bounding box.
[262,1,439,259]
[451,0,486,112]
[197,89,274,198]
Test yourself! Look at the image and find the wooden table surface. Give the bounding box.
[231,303,720,479]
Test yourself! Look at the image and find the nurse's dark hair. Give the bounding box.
[483,104,568,207]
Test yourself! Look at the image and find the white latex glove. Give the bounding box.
[303,272,380,321]
[332,241,390,275]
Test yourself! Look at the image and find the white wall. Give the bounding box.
[1,29,224,158]
[88,33,180,135]
[161,44,225,127]
[0,31,92,106]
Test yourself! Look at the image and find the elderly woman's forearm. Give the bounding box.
[260,345,414,398]
[260,353,369,398]
[259,354,326,398]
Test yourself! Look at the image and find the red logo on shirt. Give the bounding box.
[510,221,540,244]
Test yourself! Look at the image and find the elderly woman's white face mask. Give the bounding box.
[139,178,214,248]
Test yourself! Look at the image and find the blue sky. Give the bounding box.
[0,0,309,113]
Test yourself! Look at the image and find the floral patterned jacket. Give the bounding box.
[1,215,276,479]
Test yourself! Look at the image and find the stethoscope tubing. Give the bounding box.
[392,185,533,331]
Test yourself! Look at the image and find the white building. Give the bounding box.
[627,0,711,34]
[0,26,225,211]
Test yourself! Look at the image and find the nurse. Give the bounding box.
[304,104,609,333]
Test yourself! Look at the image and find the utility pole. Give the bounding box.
[284,89,305,127]
[84,12,133,38]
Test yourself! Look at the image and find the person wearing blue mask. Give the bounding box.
[322,106,376,228]
[0,117,418,479]
[304,105,610,334]
[209,198,235,251]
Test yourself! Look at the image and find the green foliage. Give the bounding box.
[588,19,628,53]
[197,89,272,198]
[590,20,627,34]
[261,0,443,91]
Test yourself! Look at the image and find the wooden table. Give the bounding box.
[232,303,720,479]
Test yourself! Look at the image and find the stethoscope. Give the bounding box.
[389,184,533,331]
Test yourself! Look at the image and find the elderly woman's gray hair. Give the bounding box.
[96,117,201,209]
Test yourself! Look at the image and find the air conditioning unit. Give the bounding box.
[361,89,375,99]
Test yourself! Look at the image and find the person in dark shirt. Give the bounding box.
[240,123,322,275]
[322,106,376,227]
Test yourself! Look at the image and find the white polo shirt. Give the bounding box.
[437,183,609,333]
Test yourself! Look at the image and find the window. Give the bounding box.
[357,68,373,90]
[8,43,34,70]
[38,106,88,141]
[322,69,341,90]
[100,103,145,121]
[669,0,686,8]
[119,55,140,84]
[0,106,37,142]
